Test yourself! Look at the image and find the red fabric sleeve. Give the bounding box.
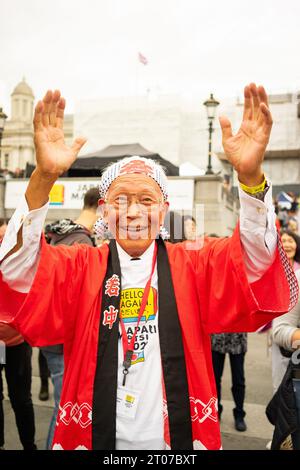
[189,225,299,334]
[0,235,97,347]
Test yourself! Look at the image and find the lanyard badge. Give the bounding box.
[120,243,157,386]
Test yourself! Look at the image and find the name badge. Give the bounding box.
[116,386,140,420]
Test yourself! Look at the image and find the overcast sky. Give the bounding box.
[1,0,300,115]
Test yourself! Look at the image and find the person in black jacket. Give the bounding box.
[266,359,300,450]
[45,187,99,247]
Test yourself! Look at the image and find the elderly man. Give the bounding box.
[0,85,298,450]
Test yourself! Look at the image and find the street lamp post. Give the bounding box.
[0,108,8,169]
[203,93,220,175]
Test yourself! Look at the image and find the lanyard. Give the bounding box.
[120,242,158,386]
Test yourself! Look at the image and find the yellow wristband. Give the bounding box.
[239,177,266,195]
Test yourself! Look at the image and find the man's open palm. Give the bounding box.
[33,90,86,176]
[219,83,273,179]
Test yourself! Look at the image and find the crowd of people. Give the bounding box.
[274,192,300,233]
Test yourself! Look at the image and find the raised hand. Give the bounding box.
[33,90,86,177]
[219,83,273,186]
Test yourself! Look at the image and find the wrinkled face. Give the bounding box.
[100,174,168,256]
[0,224,7,241]
[184,219,196,241]
[281,233,297,260]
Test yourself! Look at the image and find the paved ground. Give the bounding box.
[2,332,274,450]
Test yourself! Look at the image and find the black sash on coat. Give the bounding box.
[92,238,193,449]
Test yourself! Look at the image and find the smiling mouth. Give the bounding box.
[119,226,148,232]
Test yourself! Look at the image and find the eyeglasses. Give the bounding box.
[106,194,163,211]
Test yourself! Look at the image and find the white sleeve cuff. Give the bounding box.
[239,181,277,252]
[238,181,274,226]
[238,180,278,282]
[0,194,49,262]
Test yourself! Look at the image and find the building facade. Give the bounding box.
[1,79,35,171]
[1,79,73,173]
[75,91,300,187]
[1,80,299,193]
[217,93,300,194]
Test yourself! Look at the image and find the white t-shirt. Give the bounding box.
[116,241,165,450]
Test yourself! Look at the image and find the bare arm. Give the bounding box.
[1,90,86,261]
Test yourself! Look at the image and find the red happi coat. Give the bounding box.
[0,226,298,450]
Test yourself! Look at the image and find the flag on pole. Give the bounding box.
[138,51,148,65]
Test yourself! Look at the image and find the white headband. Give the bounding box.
[99,156,168,201]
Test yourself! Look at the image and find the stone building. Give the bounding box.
[75,91,300,194]
[217,93,300,195]
[1,78,35,171]
[1,80,299,193]
[1,78,73,173]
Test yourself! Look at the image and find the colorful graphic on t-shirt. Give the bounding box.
[125,394,135,408]
[120,287,158,365]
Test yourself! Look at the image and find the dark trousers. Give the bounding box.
[0,342,36,449]
[212,350,246,419]
[38,349,50,385]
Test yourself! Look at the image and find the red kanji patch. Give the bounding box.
[103,305,118,329]
[105,274,120,297]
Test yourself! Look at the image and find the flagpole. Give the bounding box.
[136,52,148,97]
[135,59,139,96]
